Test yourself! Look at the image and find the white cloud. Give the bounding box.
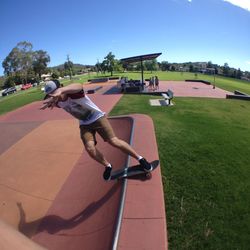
[246,61,250,65]
[188,0,192,2]
[223,0,250,12]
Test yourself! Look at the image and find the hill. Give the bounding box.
[49,63,95,71]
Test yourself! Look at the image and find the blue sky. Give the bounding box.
[0,0,250,75]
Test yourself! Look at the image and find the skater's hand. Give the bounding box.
[40,96,58,110]
[49,89,62,100]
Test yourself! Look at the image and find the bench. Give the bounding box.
[161,89,174,105]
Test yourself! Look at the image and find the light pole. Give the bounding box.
[212,68,215,89]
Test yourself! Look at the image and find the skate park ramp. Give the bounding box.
[0,108,133,249]
[0,86,167,249]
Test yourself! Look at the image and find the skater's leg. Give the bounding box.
[84,140,112,180]
[107,137,140,160]
[84,140,110,167]
[93,116,152,172]
[94,117,139,160]
[108,137,153,171]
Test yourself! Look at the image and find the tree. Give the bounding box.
[95,60,102,74]
[135,62,143,71]
[231,69,237,78]
[64,55,73,79]
[0,76,5,89]
[2,42,33,83]
[236,68,242,79]
[189,65,194,72]
[2,47,20,75]
[100,60,108,74]
[51,71,60,79]
[144,59,158,73]
[113,60,123,72]
[223,63,230,76]
[120,61,130,72]
[161,61,170,71]
[104,52,115,76]
[207,61,213,68]
[33,50,50,79]
[2,41,50,84]
[16,41,33,83]
[4,76,16,88]
[170,65,176,71]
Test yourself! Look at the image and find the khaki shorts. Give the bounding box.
[80,116,116,145]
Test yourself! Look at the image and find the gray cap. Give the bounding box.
[44,81,58,95]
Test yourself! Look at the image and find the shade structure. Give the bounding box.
[120,53,162,85]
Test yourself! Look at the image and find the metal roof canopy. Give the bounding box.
[120,52,162,84]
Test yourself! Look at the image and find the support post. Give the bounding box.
[141,58,144,89]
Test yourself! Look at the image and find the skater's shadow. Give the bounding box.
[17,183,119,237]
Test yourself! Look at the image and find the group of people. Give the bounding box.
[148,76,159,91]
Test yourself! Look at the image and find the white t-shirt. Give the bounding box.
[58,93,105,125]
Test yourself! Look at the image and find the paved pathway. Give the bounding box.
[147,80,232,98]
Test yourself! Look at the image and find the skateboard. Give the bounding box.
[111,160,159,180]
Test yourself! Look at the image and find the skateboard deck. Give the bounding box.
[111,160,159,180]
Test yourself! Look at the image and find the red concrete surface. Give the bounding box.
[0,84,168,250]
[32,118,133,250]
[0,219,46,250]
[0,101,71,123]
[147,80,232,98]
[0,121,42,154]
[0,119,84,236]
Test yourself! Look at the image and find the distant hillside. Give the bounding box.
[49,63,94,71]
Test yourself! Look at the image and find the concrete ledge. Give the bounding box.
[185,79,211,85]
[90,78,109,83]
[86,86,103,94]
[118,114,168,250]
[226,94,250,100]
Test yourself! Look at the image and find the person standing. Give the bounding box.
[155,76,159,90]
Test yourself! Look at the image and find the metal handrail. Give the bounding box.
[109,116,135,250]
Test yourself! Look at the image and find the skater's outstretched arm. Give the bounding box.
[40,83,84,110]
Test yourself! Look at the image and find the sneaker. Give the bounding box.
[139,158,153,172]
[103,166,112,181]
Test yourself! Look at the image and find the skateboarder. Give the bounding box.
[40,80,153,181]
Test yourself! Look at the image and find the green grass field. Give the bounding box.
[68,71,250,94]
[110,95,250,250]
[0,87,43,116]
[1,71,249,115]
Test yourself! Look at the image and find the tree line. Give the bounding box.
[2,41,50,88]
[95,52,159,75]
[1,42,81,88]
[1,41,249,89]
